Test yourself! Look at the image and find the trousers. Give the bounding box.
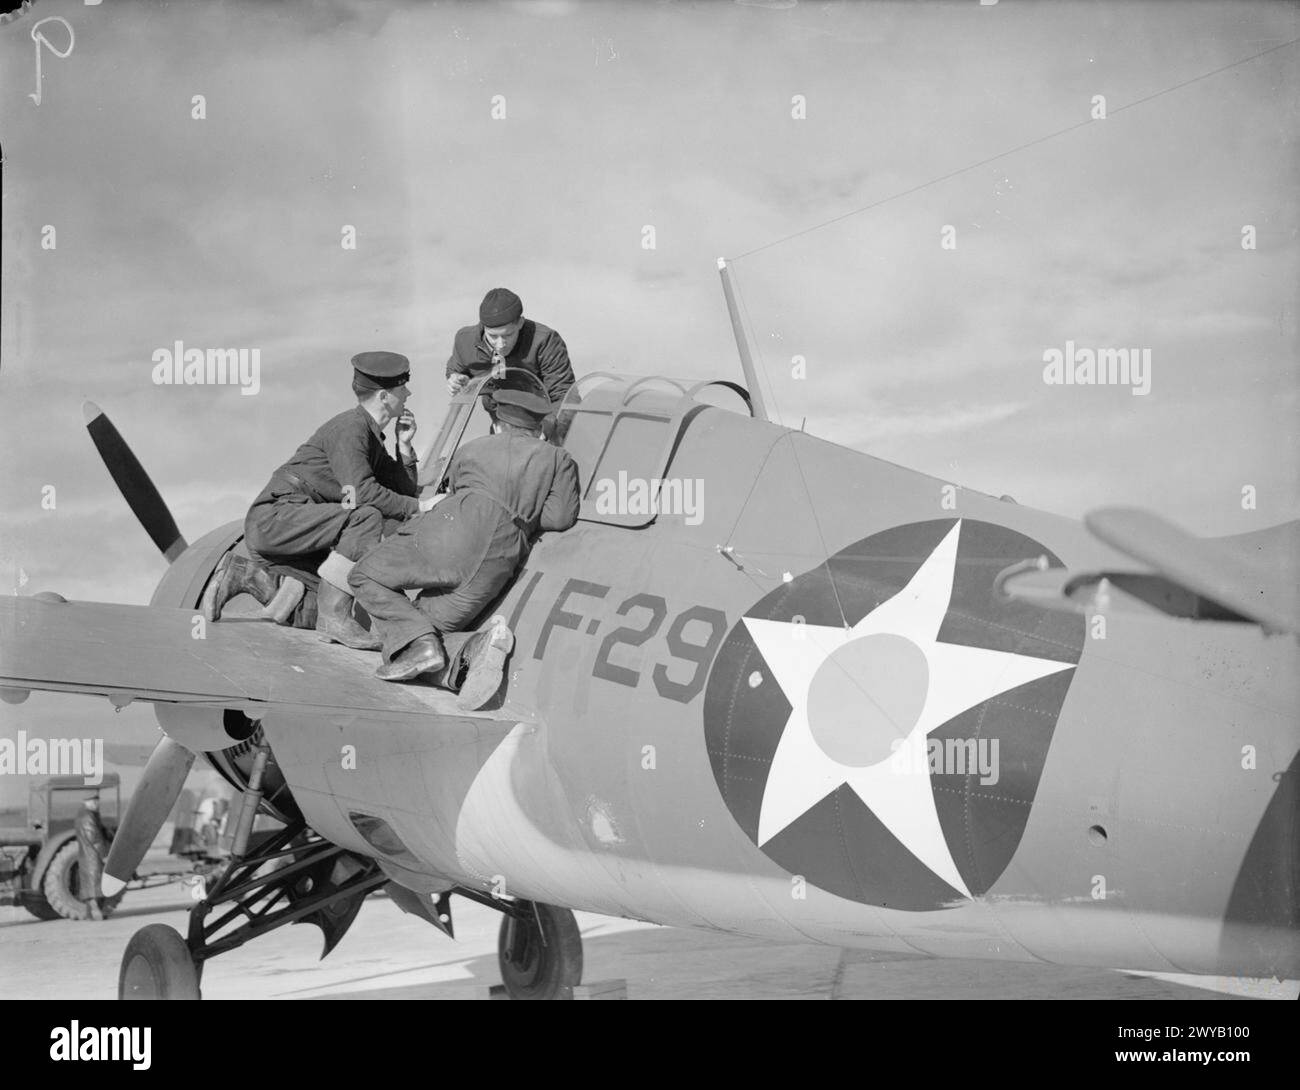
[348,513,519,661]
[245,496,402,565]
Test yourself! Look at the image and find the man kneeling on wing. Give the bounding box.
[204,350,438,647]
[349,388,580,708]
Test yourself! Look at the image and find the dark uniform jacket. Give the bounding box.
[254,405,419,520]
[418,432,580,585]
[445,319,576,405]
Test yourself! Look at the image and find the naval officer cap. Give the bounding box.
[492,387,552,426]
[350,351,411,392]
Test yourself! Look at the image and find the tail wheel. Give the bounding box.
[120,924,201,1000]
[497,902,583,1000]
[41,840,126,921]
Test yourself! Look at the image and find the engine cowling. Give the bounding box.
[148,522,302,825]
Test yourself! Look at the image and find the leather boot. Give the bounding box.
[456,615,514,710]
[315,581,382,650]
[260,576,306,624]
[375,633,447,682]
[202,552,279,622]
[315,551,382,651]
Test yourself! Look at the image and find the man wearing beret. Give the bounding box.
[445,288,576,407]
[204,351,439,649]
[349,387,580,706]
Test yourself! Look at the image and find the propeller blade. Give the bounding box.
[83,400,187,563]
[102,736,195,896]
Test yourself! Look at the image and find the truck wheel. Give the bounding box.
[497,902,583,1000]
[120,924,201,1000]
[41,840,126,921]
[22,896,62,921]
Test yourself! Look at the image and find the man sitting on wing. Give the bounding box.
[204,351,439,649]
[348,388,580,707]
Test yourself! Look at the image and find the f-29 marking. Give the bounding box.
[527,575,727,704]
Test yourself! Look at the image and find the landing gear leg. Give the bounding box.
[117,820,386,1000]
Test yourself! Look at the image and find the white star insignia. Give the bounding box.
[743,520,1073,897]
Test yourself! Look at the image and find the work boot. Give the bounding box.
[260,575,306,624]
[315,552,382,651]
[375,633,447,682]
[455,615,514,710]
[202,552,278,622]
[315,582,382,650]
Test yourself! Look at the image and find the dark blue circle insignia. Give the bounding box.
[702,518,1085,911]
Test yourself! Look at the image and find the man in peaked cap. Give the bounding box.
[348,387,580,706]
[204,351,441,649]
[445,288,576,408]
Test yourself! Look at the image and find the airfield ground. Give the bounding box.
[1,871,1294,1000]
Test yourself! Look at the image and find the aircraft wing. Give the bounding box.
[0,593,529,896]
[0,595,517,725]
[998,508,1300,635]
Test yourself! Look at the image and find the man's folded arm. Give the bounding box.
[374,445,419,498]
[327,423,420,519]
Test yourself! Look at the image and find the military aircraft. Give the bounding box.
[1,262,1296,999]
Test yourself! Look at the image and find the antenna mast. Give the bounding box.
[716,257,769,421]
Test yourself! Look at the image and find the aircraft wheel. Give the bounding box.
[497,902,583,1000]
[41,840,126,921]
[119,924,201,1000]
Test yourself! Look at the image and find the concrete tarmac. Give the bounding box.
[2,881,1295,1000]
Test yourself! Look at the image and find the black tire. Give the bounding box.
[22,895,62,921]
[119,924,201,1000]
[497,902,583,1000]
[41,839,126,921]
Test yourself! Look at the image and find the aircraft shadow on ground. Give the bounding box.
[293,930,1260,1001]
[288,926,883,1000]
[2,898,1272,999]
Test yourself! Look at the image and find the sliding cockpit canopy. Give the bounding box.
[421,372,758,528]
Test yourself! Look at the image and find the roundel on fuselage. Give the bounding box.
[703,518,1086,911]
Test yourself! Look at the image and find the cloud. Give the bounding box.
[825,400,1030,445]
[502,0,581,15]
[1,0,1296,610]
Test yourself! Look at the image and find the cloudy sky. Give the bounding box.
[1,0,1296,798]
